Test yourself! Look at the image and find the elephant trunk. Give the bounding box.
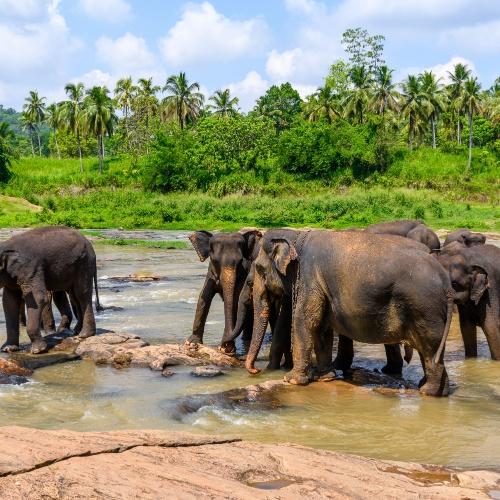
[220,266,237,346]
[221,278,251,345]
[245,272,269,374]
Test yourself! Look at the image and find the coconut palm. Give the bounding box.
[420,71,446,149]
[458,77,482,171]
[304,85,339,123]
[343,66,372,123]
[163,72,204,129]
[45,103,63,159]
[62,82,86,172]
[208,89,239,117]
[23,90,46,156]
[134,77,160,126]
[401,75,425,150]
[19,111,37,156]
[83,86,117,174]
[370,65,400,116]
[114,77,136,136]
[447,63,471,144]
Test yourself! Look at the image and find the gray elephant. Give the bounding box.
[437,242,499,359]
[0,226,100,354]
[443,228,486,247]
[248,230,453,396]
[366,219,440,251]
[186,229,261,353]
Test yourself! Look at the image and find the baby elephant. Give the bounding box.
[0,226,99,354]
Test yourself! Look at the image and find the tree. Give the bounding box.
[370,66,400,116]
[253,83,302,133]
[45,103,63,158]
[83,86,117,174]
[304,85,339,123]
[163,72,204,129]
[341,28,385,73]
[208,89,239,117]
[401,75,425,150]
[447,63,471,144]
[459,77,482,171]
[114,77,136,137]
[62,82,86,172]
[420,71,446,149]
[344,66,372,123]
[19,111,37,156]
[0,121,14,182]
[23,90,46,156]
[325,60,351,97]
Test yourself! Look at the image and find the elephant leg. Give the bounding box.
[53,291,73,332]
[268,296,292,370]
[482,314,500,360]
[241,305,253,342]
[70,292,83,335]
[382,344,404,375]
[458,305,477,358]
[2,287,23,352]
[415,333,449,397]
[333,334,354,371]
[24,289,49,354]
[186,277,216,346]
[314,325,334,381]
[41,291,56,335]
[19,297,27,327]
[74,284,96,339]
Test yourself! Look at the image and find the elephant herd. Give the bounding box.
[187,221,499,397]
[0,223,498,398]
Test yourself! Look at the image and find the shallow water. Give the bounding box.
[1,232,499,470]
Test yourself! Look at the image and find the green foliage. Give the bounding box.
[341,28,385,72]
[48,129,98,158]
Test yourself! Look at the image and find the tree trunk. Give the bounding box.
[30,134,35,156]
[77,132,83,173]
[431,116,436,149]
[467,111,473,172]
[457,116,461,145]
[98,134,103,174]
[37,131,42,156]
[54,130,61,159]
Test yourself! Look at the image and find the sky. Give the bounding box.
[1,0,499,112]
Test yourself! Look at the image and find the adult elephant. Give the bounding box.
[366,219,440,251]
[443,228,486,247]
[436,242,499,359]
[186,229,261,353]
[0,226,100,354]
[248,230,453,396]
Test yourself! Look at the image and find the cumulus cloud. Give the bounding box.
[96,33,155,74]
[226,71,269,112]
[159,2,269,66]
[80,0,131,23]
[0,0,44,19]
[426,56,477,83]
[284,0,319,15]
[439,21,500,55]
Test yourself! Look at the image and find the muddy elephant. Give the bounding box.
[0,226,101,354]
[366,219,440,251]
[186,229,262,353]
[443,228,486,247]
[251,230,453,396]
[437,242,499,359]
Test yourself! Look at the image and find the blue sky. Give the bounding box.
[1,0,499,111]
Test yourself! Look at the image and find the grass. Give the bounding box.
[0,150,498,232]
[92,238,189,249]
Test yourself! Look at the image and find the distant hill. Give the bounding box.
[0,105,23,134]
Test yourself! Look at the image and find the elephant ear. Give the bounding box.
[465,233,486,246]
[470,265,489,305]
[189,231,213,262]
[0,249,17,272]
[270,238,298,275]
[240,229,262,260]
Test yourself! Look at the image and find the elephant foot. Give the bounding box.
[185,335,202,350]
[1,343,20,353]
[315,370,336,382]
[419,380,449,397]
[44,328,57,336]
[381,364,403,376]
[266,361,281,371]
[333,357,353,372]
[284,370,310,386]
[77,331,95,339]
[218,341,236,356]
[30,339,48,354]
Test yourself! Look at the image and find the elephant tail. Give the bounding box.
[94,262,104,312]
[432,290,454,366]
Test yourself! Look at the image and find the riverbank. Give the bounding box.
[0,426,498,499]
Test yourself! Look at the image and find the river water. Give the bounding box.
[0,231,499,470]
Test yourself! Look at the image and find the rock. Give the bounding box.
[161,368,174,377]
[107,274,164,283]
[75,332,149,363]
[0,426,497,499]
[191,366,225,377]
[9,352,80,371]
[0,358,32,377]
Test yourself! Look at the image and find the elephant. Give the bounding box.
[365,219,440,251]
[436,242,499,359]
[248,230,453,396]
[186,229,262,353]
[0,226,101,354]
[443,228,486,247]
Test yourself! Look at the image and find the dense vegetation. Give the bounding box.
[0,28,498,232]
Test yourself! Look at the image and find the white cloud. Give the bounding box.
[73,69,117,90]
[79,0,131,23]
[266,48,303,81]
[96,33,155,74]
[284,0,319,15]
[0,0,44,19]
[226,71,269,112]
[439,21,500,55]
[427,57,477,84]
[159,2,269,66]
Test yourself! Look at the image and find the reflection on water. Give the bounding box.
[1,237,500,470]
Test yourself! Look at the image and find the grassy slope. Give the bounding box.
[0,151,498,231]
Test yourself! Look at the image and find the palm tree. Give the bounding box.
[420,71,446,149]
[23,90,46,156]
[62,82,85,172]
[163,72,204,129]
[45,103,63,159]
[114,77,136,136]
[370,65,400,116]
[401,75,425,150]
[344,66,372,123]
[304,85,339,123]
[83,86,117,174]
[458,77,482,171]
[19,111,37,156]
[208,89,239,117]
[447,63,471,144]
[135,77,160,127]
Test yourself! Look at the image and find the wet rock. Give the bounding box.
[9,351,80,371]
[0,358,32,377]
[112,352,133,369]
[191,366,225,377]
[75,332,149,363]
[107,274,164,283]
[161,368,174,377]
[0,426,496,499]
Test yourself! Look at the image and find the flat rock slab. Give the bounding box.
[0,426,498,499]
[190,366,226,377]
